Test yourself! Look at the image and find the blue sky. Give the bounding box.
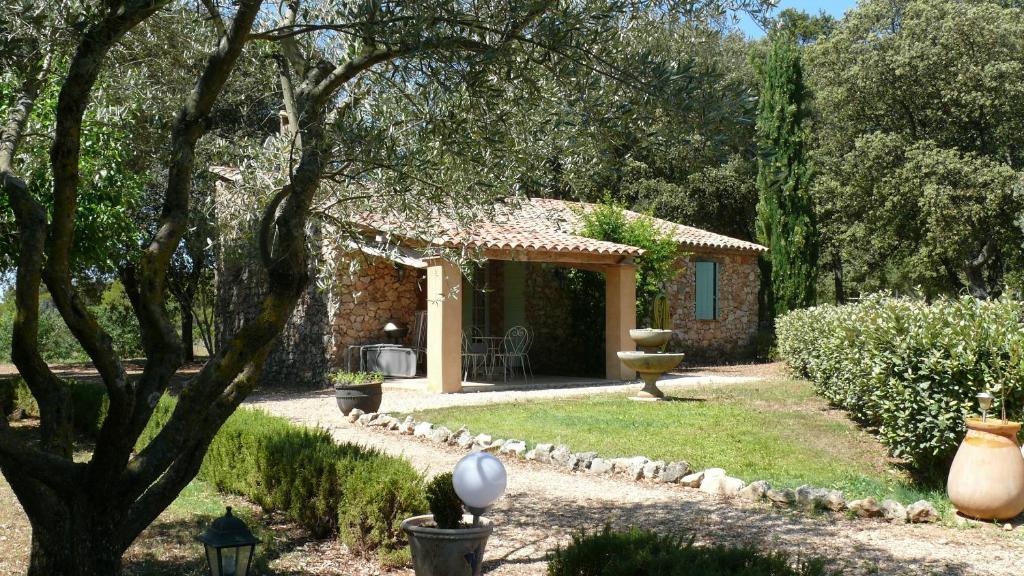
[736,0,858,38]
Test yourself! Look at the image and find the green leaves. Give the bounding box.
[577,197,680,323]
[778,294,1024,480]
[805,0,1024,298]
[755,32,817,318]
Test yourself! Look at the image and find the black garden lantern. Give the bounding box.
[196,507,260,576]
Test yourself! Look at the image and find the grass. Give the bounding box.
[409,378,949,509]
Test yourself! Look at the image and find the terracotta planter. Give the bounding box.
[947,418,1024,521]
[402,514,493,576]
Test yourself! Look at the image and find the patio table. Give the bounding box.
[472,336,505,377]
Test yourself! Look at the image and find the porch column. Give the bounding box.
[605,263,637,381]
[426,258,463,393]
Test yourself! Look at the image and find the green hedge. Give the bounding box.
[0,376,108,437]
[777,294,1024,479]
[140,397,427,566]
[548,526,835,576]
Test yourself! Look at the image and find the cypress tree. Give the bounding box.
[755,33,818,319]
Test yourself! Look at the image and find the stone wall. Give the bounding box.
[328,253,425,368]
[214,181,330,389]
[664,249,760,361]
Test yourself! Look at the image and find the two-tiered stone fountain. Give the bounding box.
[616,329,685,400]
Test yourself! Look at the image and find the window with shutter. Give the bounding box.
[695,260,719,320]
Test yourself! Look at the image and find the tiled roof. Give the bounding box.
[210,166,764,256]
[522,198,767,253]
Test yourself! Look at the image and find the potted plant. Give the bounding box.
[402,453,507,576]
[947,336,1024,520]
[331,370,384,415]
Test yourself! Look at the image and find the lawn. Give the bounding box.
[410,378,948,508]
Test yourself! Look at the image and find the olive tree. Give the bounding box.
[0,1,769,574]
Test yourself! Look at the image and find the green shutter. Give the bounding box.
[695,261,718,320]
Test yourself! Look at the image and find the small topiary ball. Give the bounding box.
[426,472,464,529]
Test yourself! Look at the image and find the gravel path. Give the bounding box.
[253,373,759,414]
[248,388,1024,576]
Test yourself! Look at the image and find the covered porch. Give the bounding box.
[425,248,639,393]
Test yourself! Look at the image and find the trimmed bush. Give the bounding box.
[777,294,1024,478]
[338,455,429,568]
[548,526,835,576]
[425,472,463,529]
[0,376,107,436]
[139,396,426,565]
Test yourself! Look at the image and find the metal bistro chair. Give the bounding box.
[410,310,427,367]
[495,326,533,384]
[462,332,489,381]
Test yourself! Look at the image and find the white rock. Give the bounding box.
[428,426,452,444]
[413,422,434,437]
[455,429,475,449]
[700,475,746,497]
[907,500,939,523]
[550,445,573,466]
[397,417,416,435]
[737,480,770,501]
[767,488,796,506]
[357,413,377,426]
[589,458,614,475]
[500,440,527,457]
[568,452,598,471]
[702,468,727,479]
[657,462,690,483]
[848,497,882,518]
[642,460,665,481]
[346,408,365,423]
[824,490,846,512]
[534,443,555,462]
[679,471,705,488]
[472,433,493,448]
[612,456,649,480]
[881,499,907,523]
[795,485,830,511]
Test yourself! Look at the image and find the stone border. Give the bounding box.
[346,409,940,525]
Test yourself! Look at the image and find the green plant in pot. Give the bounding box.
[402,453,508,576]
[331,370,384,415]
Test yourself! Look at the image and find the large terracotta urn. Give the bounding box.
[947,418,1024,521]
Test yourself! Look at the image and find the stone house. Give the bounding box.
[212,166,764,391]
[329,198,764,391]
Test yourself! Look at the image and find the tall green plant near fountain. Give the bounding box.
[652,292,670,351]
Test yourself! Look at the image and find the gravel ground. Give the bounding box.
[252,373,761,415]
[248,382,1024,576]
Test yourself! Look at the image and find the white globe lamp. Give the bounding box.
[453,452,507,524]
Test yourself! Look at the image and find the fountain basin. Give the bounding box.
[617,351,685,400]
[628,329,673,349]
[617,351,684,374]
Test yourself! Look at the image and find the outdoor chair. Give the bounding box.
[495,325,533,384]
[462,332,489,381]
[410,310,427,367]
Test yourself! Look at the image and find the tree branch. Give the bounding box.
[88,0,263,482]
[0,55,74,457]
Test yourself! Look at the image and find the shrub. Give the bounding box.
[138,395,426,566]
[338,455,428,568]
[547,526,835,576]
[68,381,108,437]
[425,472,463,529]
[777,294,1024,479]
[0,376,106,436]
[329,370,384,387]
